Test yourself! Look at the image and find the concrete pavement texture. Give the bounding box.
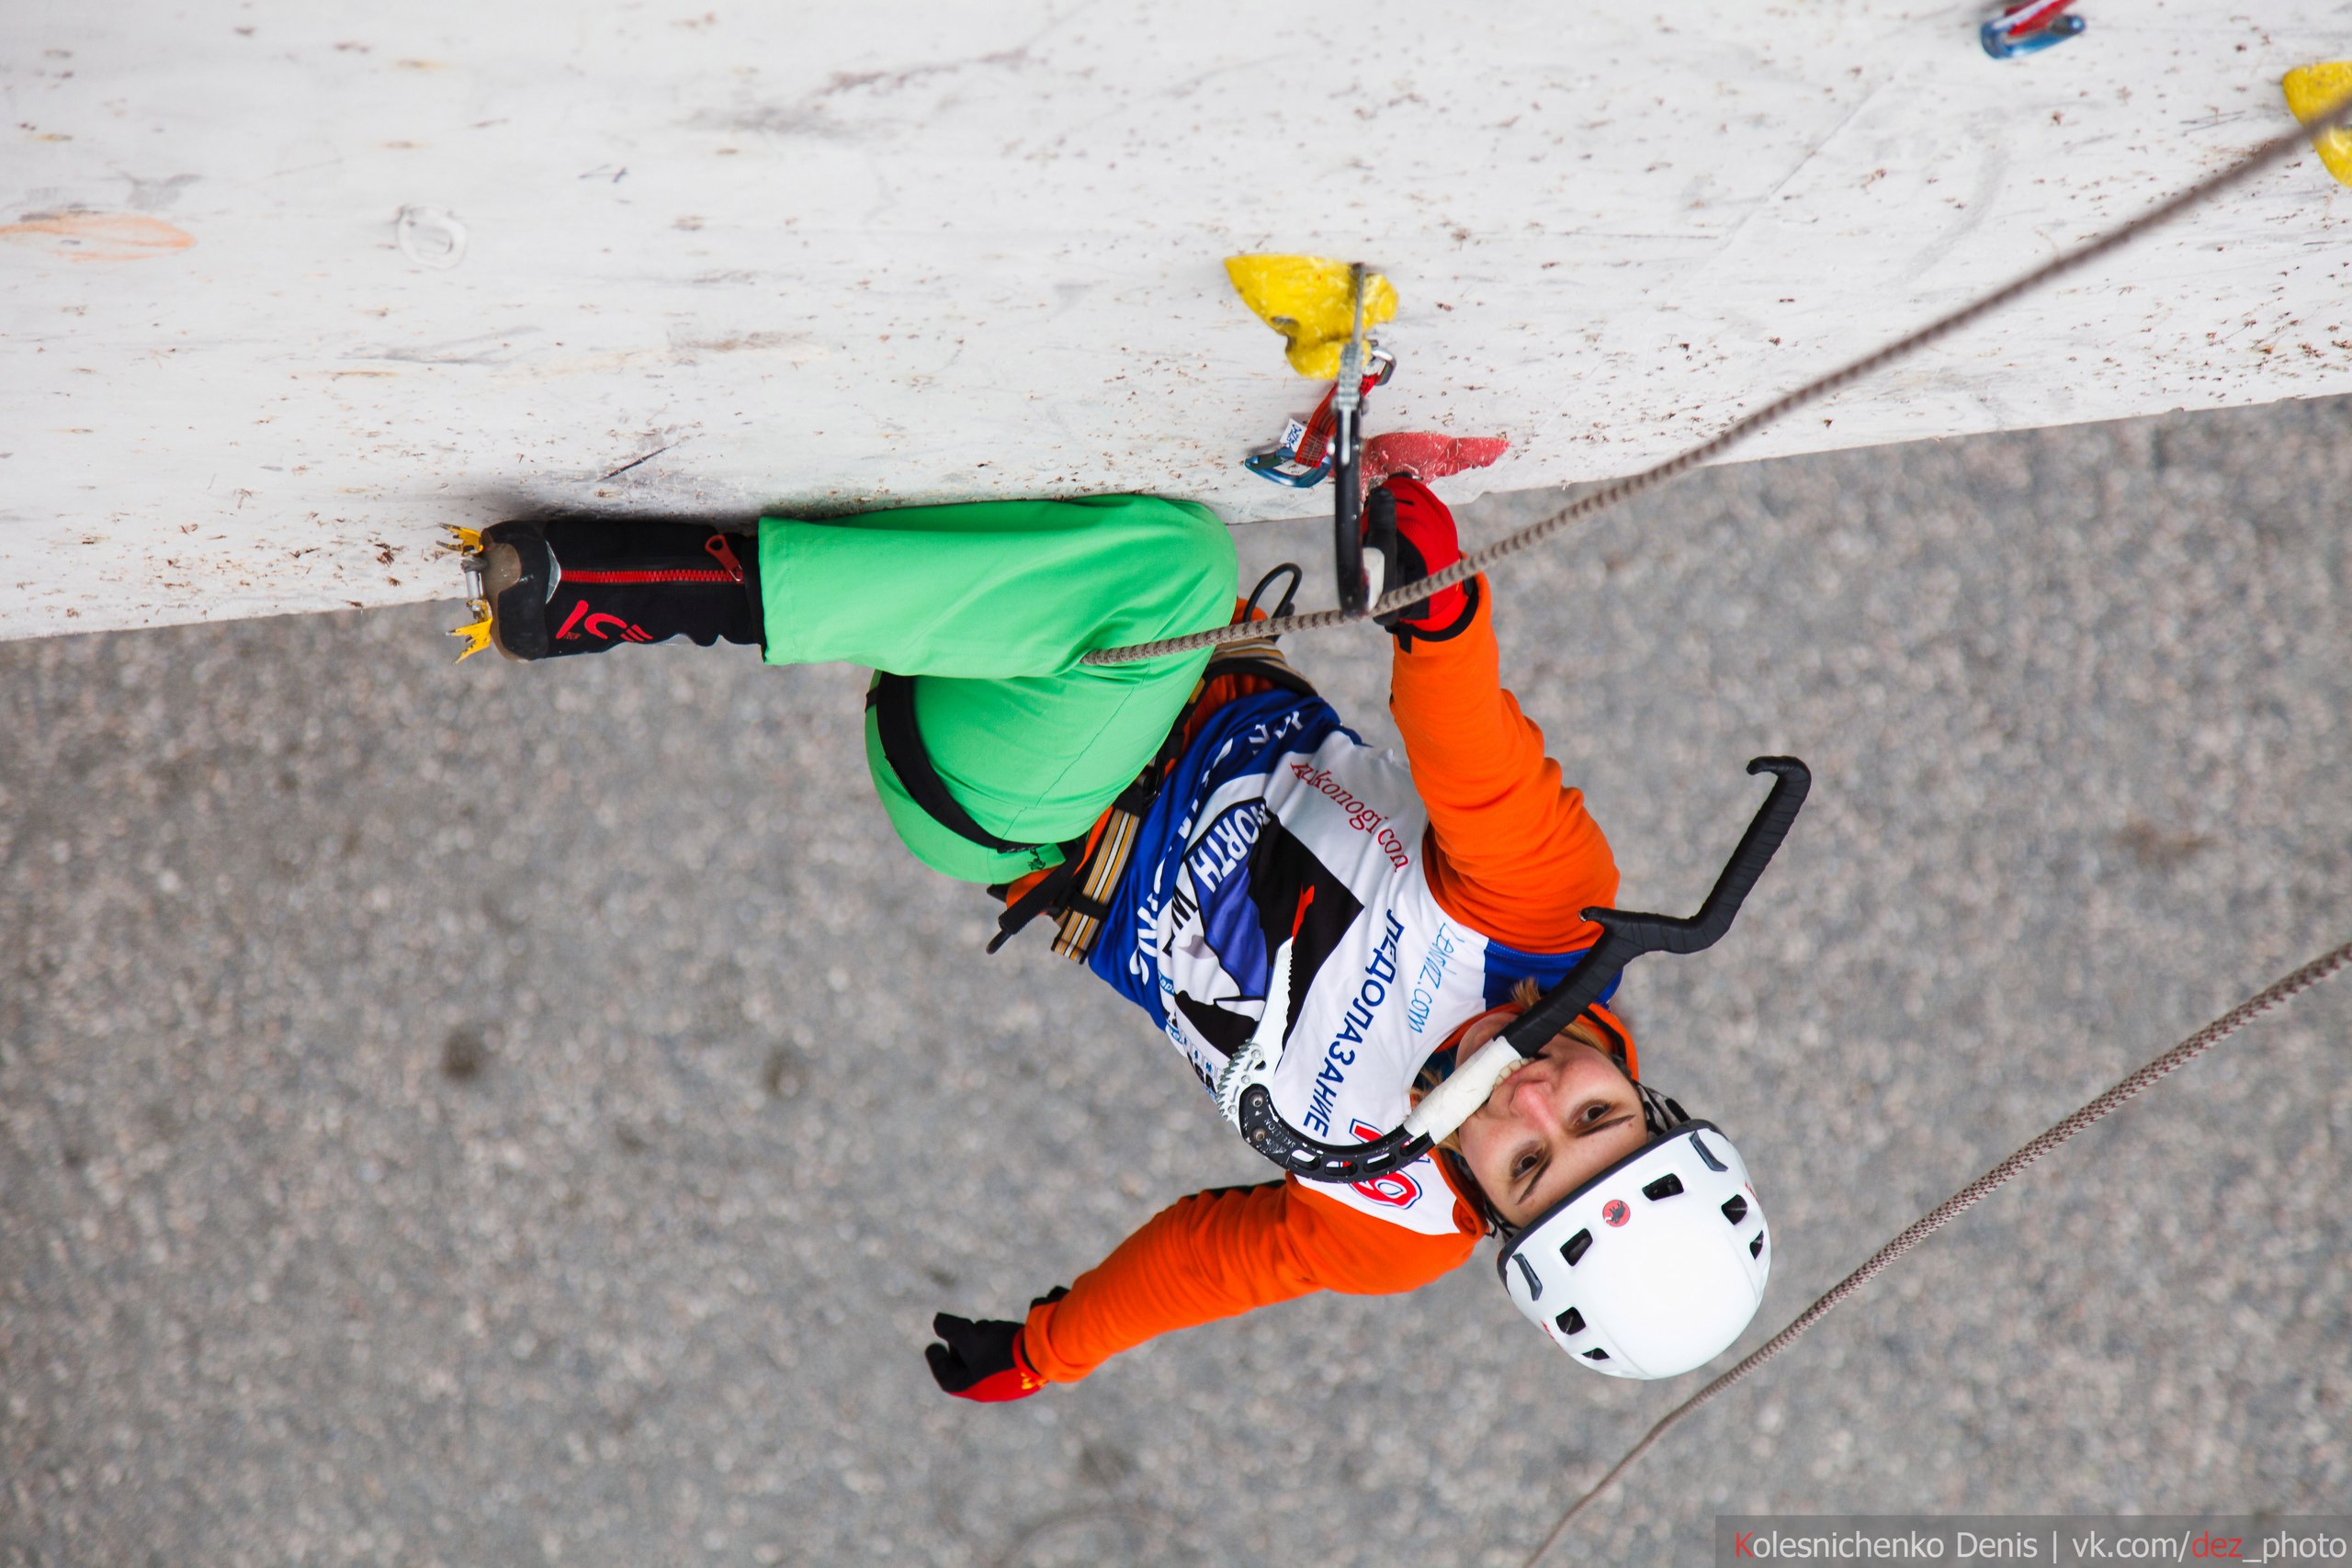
[4,398,2349,1567]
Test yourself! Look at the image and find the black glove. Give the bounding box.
[925,1287,1068,1403]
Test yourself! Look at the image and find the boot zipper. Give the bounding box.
[560,567,737,583]
[561,533,747,585]
[705,533,745,581]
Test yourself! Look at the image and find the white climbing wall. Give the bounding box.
[4,0,2349,641]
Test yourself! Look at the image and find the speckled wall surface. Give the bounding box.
[4,1,2350,639]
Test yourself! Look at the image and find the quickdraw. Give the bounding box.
[1981,0,2084,58]
[1241,346,1396,490]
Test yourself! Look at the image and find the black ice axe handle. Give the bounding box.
[1333,406,1365,615]
[1331,261,1371,617]
[1497,755,1811,1056]
[1235,756,1810,1186]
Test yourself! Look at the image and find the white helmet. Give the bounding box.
[1494,1116,1770,1380]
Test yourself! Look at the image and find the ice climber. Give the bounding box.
[465,478,1774,1398]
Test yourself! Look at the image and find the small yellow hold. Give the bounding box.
[1224,254,1398,379]
[448,601,493,662]
[2283,62,2352,188]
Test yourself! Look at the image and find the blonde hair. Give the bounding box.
[1510,977,1622,1065]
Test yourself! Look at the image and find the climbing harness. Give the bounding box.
[1080,92,2352,668]
[869,675,1084,868]
[1518,937,2352,1567]
[872,631,1317,960]
[1010,637,1312,959]
[1227,758,1810,1183]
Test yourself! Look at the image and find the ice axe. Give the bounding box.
[1222,757,1812,1182]
[1329,261,1379,615]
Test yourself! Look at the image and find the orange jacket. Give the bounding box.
[1021,579,1627,1382]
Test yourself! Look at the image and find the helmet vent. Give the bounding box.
[1749,1233,1766,1259]
[1722,1194,1749,1225]
[1643,1173,1685,1201]
[1687,1129,1728,1172]
[1561,1229,1593,1267]
[1555,1307,1586,1337]
[1582,1348,1611,1361]
[1513,1252,1544,1301]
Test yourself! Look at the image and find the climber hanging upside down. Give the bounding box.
[462,479,1774,1397]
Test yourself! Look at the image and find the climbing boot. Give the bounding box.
[451,519,763,661]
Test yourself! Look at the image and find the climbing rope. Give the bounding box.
[1519,937,2352,1568]
[1081,94,2352,667]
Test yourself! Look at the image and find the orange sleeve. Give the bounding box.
[1389,577,1619,953]
[1020,1179,1476,1383]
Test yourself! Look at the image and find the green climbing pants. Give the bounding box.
[756,495,1238,886]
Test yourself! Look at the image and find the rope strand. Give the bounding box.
[1519,938,2352,1568]
[1082,95,2352,667]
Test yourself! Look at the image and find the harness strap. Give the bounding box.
[1041,637,1317,960]
[987,838,1090,954]
[866,674,1039,856]
[1045,807,1140,961]
[866,629,1318,957]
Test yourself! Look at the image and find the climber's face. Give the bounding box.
[1451,1010,1650,1230]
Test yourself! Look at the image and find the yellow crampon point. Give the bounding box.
[2283,62,2352,188]
[1223,254,1398,378]
[442,525,494,661]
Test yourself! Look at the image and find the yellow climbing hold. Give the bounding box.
[2282,62,2352,188]
[1224,254,1398,379]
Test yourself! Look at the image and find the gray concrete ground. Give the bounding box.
[4,399,2348,1568]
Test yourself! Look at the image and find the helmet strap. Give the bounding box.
[1435,1144,1513,1238]
[1634,1080,1690,1136]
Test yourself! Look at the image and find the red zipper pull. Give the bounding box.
[705,532,745,582]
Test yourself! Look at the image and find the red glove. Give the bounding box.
[925,1288,1066,1403]
[1369,476,1478,646]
